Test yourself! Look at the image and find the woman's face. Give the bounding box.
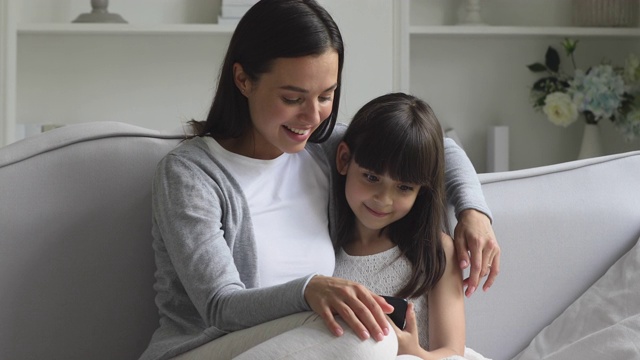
[236,50,339,159]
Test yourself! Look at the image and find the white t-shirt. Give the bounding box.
[205,138,335,287]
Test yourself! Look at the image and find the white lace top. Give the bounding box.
[333,246,429,348]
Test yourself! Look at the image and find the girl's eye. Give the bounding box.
[398,184,415,192]
[363,173,379,183]
[282,97,302,105]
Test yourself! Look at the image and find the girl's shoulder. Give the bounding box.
[440,232,456,259]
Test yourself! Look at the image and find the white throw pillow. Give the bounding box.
[514,236,640,360]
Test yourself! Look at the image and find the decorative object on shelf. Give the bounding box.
[457,0,487,26]
[72,0,127,24]
[527,38,640,158]
[218,0,259,25]
[572,0,639,27]
[487,126,509,172]
[577,123,604,159]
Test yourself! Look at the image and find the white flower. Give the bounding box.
[543,92,578,127]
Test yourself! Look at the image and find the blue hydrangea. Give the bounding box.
[569,65,625,121]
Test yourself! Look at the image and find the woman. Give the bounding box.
[139,1,499,359]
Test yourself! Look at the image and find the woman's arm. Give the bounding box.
[153,152,311,331]
[444,139,501,296]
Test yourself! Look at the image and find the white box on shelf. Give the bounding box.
[15,123,42,141]
[222,0,260,5]
[221,4,253,18]
[487,125,509,172]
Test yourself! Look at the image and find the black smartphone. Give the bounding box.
[381,295,408,330]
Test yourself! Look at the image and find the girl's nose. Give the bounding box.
[374,187,393,205]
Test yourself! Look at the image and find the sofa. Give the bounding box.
[1,121,639,360]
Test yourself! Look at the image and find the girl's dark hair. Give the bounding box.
[334,93,449,299]
[190,0,343,143]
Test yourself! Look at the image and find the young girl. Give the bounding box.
[333,93,466,360]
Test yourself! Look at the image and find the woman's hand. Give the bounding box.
[453,209,501,297]
[304,275,394,341]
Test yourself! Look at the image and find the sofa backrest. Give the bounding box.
[464,150,640,359]
[3,121,640,360]
[0,122,184,360]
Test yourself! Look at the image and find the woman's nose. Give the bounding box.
[301,100,321,124]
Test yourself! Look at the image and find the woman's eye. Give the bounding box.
[319,95,332,103]
[282,97,302,105]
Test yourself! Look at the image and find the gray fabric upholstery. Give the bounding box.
[0,122,184,360]
[465,151,640,359]
[1,122,639,360]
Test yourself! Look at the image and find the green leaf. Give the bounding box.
[545,46,560,73]
[527,63,547,72]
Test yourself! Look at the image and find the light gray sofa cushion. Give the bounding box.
[0,122,183,360]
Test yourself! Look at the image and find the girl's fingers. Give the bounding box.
[404,302,418,334]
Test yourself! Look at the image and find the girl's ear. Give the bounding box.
[336,142,351,175]
[233,63,251,97]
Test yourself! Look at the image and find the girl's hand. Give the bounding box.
[390,302,423,357]
[304,275,394,342]
[453,209,501,297]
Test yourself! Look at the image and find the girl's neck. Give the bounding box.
[343,227,395,256]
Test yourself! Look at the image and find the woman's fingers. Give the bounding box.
[304,275,391,341]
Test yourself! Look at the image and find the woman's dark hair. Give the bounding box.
[190,0,344,143]
[334,92,449,299]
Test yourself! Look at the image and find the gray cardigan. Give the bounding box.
[139,123,490,360]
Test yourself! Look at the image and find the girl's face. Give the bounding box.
[234,50,339,159]
[337,143,421,236]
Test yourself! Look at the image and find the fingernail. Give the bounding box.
[335,328,344,337]
[361,330,370,340]
[374,332,385,341]
[460,260,469,268]
[467,286,476,297]
[383,327,390,336]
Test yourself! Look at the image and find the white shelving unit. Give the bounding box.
[2,0,639,168]
[17,23,236,35]
[409,25,640,37]
[1,0,396,147]
[397,0,640,171]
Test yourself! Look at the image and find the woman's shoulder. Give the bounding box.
[156,137,226,178]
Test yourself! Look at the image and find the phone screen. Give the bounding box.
[381,295,408,330]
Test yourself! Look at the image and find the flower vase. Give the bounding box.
[577,123,603,159]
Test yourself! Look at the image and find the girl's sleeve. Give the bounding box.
[443,138,493,221]
[152,153,312,332]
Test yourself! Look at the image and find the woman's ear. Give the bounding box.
[233,63,251,96]
[336,142,351,175]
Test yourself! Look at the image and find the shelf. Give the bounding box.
[410,25,640,37]
[17,23,236,35]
